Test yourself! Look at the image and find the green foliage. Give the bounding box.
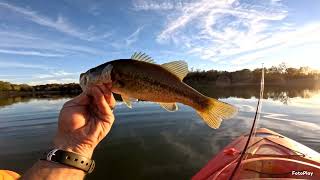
[32,83,81,92]
[0,81,13,91]
[19,84,33,91]
[184,63,320,84]
[0,81,81,92]
[1,63,319,92]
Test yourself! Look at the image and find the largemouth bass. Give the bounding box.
[80,52,237,129]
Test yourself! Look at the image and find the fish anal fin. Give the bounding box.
[160,102,178,112]
[161,61,188,80]
[131,52,155,63]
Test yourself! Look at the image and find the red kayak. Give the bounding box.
[192,128,320,180]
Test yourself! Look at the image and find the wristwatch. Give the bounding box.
[41,149,95,173]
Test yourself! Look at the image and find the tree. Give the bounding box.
[278,62,287,74]
[0,81,12,91]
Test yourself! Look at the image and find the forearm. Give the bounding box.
[22,85,115,180]
[23,160,85,180]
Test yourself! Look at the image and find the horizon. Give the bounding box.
[0,0,320,85]
[1,63,319,86]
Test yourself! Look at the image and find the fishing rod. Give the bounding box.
[228,65,265,180]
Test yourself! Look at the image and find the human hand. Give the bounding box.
[53,83,116,158]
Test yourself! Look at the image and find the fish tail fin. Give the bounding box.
[197,98,238,129]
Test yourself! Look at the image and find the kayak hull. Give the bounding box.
[192,128,320,180]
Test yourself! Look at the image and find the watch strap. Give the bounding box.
[41,149,95,173]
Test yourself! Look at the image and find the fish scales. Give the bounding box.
[112,60,206,109]
[80,53,237,129]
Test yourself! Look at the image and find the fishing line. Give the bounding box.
[228,65,265,180]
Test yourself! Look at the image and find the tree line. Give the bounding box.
[184,63,320,85]
[0,63,319,92]
[0,82,81,92]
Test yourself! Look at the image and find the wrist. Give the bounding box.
[53,136,95,158]
[41,148,96,174]
[40,159,85,173]
[53,144,94,159]
[24,160,85,179]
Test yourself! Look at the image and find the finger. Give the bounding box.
[88,86,113,115]
[91,105,115,139]
[97,84,116,109]
[92,105,114,124]
[89,86,108,113]
[107,93,116,110]
[91,87,115,128]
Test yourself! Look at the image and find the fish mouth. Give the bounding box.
[79,64,114,91]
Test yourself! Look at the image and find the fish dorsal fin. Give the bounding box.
[121,95,137,108]
[159,102,178,112]
[131,52,155,63]
[161,61,188,80]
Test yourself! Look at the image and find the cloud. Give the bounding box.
[152,0,320,67]
[111,26,144,48]
[29,70,79,85]
[34,70,78,79]
[229,23,320,65]
[132,0,186,11]
[157,0,229,41]
[157,0,287,42]
[0,2,111,41]
[0,63,79,85]
[0,61,49,70]
[126,26,144,46]
[0,49,64,57]
[86,32,112,42]
[0,31,39,40]
[28,78,77,85]
[0,2,86,40]
[0,61,79,85]
[0,30,103,55]
[88,3,103,16]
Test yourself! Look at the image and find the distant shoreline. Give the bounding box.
[0,90,81,97]
[0,79,319,98]
[186,78,320,88]
[1,63,319,97]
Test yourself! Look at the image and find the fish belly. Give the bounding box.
[122,78,206,110]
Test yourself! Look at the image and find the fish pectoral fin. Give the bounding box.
[121,95,136,108]
[161,61,188,80]
[159,102,178,112]
[131,52,155,63]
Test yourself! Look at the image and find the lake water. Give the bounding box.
[0,87,320,179]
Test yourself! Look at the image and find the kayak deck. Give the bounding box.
[192,128,320,179]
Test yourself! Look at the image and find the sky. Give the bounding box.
[0,0,319,85]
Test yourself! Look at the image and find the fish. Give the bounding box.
[79,52,237,129]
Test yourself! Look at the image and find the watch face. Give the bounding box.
[46,149,59,161]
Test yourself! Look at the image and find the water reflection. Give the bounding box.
[0,87,320,180]
[1,86,319,108]
[0,94,76,108]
